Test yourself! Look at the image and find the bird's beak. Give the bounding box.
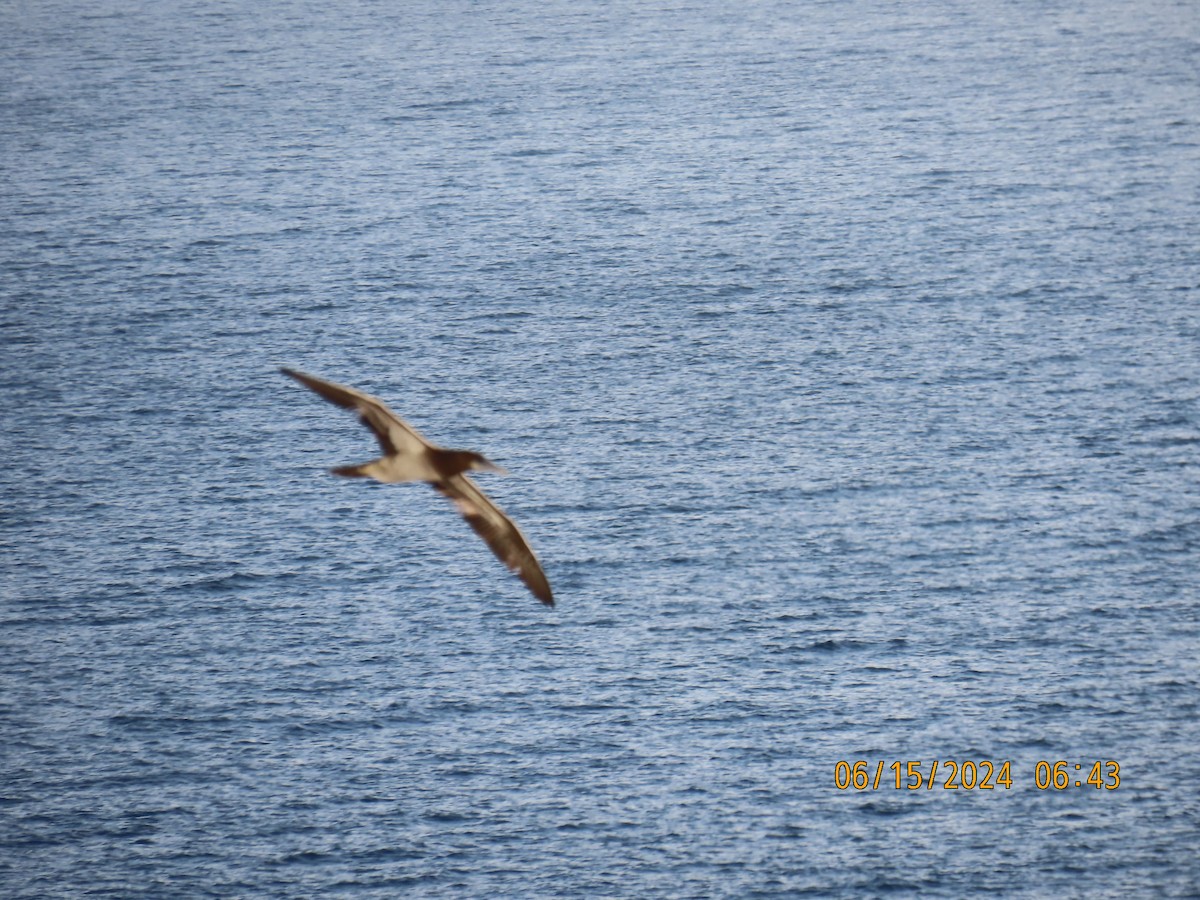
[479,459,508,474]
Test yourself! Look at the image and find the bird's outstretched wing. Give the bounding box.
[433,474,554,607]
[281,368,430,457]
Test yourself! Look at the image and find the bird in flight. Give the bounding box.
[281,368,553,606]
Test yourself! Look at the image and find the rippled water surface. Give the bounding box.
[3,1,1199,896]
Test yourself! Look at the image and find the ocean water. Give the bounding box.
[3,0,1199,896]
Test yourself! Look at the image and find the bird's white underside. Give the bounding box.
[362,455,443,483]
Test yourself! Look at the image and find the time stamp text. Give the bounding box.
[834,760,1121,791]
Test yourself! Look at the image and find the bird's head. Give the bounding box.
[456,450,508,475]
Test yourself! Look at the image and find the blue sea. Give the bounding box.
[3,0,1199,896]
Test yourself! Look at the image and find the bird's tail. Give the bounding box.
[331,463,372,478]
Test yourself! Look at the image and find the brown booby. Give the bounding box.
[281,368,553,606]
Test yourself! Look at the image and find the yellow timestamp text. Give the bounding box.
[1033,760,1120,790]
[833,760,1122,791]
[834,759,1014,790]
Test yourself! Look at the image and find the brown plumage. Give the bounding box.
[281,368,553,607]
